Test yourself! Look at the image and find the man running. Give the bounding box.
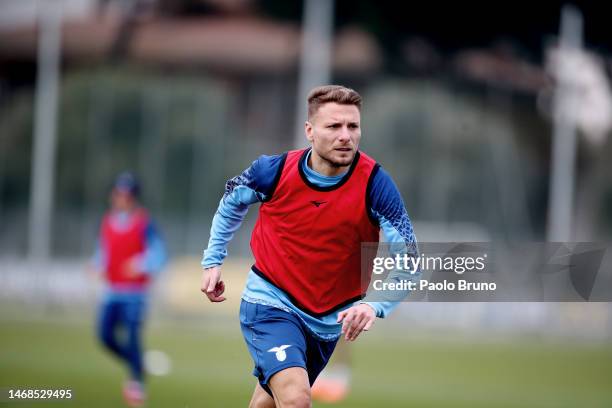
[201,85,418,407]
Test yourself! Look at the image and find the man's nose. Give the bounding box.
[338,126,351,141]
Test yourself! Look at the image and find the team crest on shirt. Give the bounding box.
[268,345,291,361]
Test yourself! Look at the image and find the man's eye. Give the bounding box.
[349,124,359,129]
[328,124,340,129]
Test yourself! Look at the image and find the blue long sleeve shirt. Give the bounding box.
[202,149,418,340]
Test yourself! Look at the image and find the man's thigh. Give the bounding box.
[268,367,310,407]
[119,297,146,327]
[97,299,120,336]
[240,302,309,395]
[239,301,338,397]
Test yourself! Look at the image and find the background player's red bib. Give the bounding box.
[102,208,150,287]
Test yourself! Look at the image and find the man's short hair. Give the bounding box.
[307,85,362,119]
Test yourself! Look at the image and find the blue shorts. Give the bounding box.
[239,300,338,396]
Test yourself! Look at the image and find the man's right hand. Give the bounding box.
[200,265,226,302]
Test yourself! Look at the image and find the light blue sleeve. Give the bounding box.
[201,186,261,267]
[92,238,106,272]
[139,221,168,275]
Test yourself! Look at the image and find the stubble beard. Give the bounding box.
[319,149,355,168]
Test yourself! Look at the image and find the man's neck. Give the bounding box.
[112,205,138,215]
[308,150,350,177]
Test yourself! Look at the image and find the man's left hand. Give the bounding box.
[123,257,145,278]
[337,303,376,342]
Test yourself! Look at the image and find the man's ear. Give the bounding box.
[305,121,314,142]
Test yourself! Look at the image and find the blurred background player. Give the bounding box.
[91,171,167,407]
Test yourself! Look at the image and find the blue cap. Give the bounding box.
[113,171,141,197]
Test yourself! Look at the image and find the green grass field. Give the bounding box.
[1,316,612,408]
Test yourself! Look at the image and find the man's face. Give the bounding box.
[305,102,361,168]
[110,188,136,212]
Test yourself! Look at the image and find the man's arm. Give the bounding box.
[91,238,105,272]
[88,235,106,280]
[134,221,168,276]
[363,166,420,317]
[337,166,419,340]
[200,154,286,302]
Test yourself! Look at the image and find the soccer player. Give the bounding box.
[201,85,418,408]
[92,172,167,407]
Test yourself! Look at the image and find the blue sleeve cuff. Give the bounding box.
[361,301,398,318]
